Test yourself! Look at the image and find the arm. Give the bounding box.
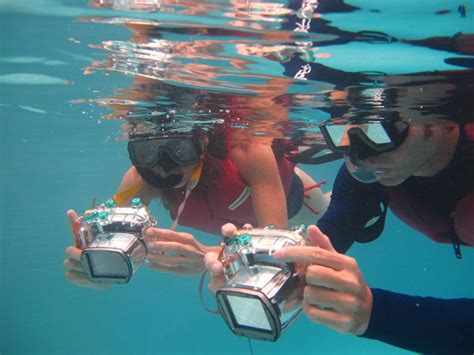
[116,166,162,206]
[230,139,288,228]
[363,289,474,353]
[317,163,388,253]
[273,225,474,353]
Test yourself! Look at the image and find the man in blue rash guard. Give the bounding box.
[272,116,474,354]
[206,116,473,353]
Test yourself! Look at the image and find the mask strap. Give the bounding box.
[170,161,204,230]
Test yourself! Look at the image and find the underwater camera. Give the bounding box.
[73,198,156,284]
[216,226,307,341]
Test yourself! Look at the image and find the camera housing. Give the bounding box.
[216,226,307,341]
[73,198,156,284]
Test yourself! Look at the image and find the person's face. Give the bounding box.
[346,123,453,186]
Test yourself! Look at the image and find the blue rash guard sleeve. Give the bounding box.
[362,289,474,354]
[317,164,474,353]
[317,163,388,253]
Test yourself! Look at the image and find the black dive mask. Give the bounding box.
[128,133,203,172]
[320,116,410,183]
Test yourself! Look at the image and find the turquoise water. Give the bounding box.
[1,1,473,355]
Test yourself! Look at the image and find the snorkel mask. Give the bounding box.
[128,131,205,189]
[215,226,307,341]
[320,115,410,183]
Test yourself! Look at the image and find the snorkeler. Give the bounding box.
[64,125,330,286]
[277,116,474,352]
[206,115,474,353]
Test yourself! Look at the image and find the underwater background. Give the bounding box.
[1,1,473,354]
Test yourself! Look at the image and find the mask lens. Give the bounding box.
[362,123,392,144]
[129,139,159,167]
[156,151,180,172]
[326,123,392,148]
[166,139,199,165]
[325,124,350,148]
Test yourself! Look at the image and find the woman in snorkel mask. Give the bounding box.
[123,126,330,267]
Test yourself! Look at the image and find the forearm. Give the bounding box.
[232,141,289,228]
[361,288,474,353]
[117,166,161,205]
[251,184,288,228]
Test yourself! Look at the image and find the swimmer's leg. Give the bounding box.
[288,167,331,227]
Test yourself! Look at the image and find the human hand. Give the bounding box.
[203,223,255,293]
[204,223,235,293]
[64,210,109,290]
[273,225,373,335]
[144,227,213,276]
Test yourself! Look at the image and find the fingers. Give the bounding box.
[147,241,205,258]
[221,223,253,240]
[64,258,82,272]
[146,238,206,275]
[272,224,345,270]
[147,252,203,267]
[204,252,223,275]
[147,262,204,276]
[144,228,196,246]
[204,252,225,294]
[303,302,358,334]
[305,264,361,293]
[65,269,88,284]
[221,223,239,238]
[65,246,82,262]
[301,266,373,335]
[64,270,109,290]
[273,246,346,271]
[303,285,358,314]
[64,245,104,289]
[305,225,336,252]
[64,247,108,289]
[66,210,78,226]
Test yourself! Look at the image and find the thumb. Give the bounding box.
[204,252,223,275]
[306,225,336,252]
[221,223,239,238]
[204,251,225,294]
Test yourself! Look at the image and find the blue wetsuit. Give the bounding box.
[316,134,474,353]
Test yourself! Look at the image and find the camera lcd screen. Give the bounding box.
[89,251,129,279]
[227,295,272,331]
